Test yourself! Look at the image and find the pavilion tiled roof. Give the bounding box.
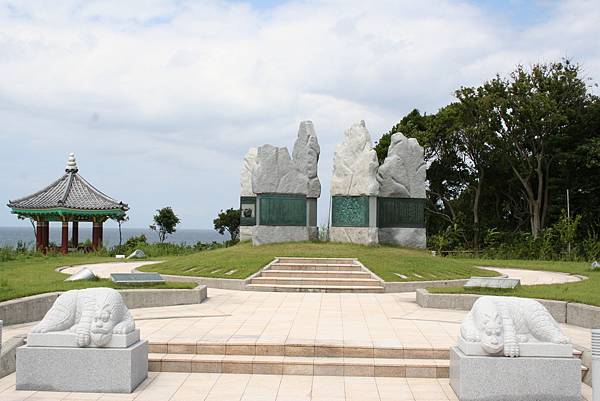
[7,154,128,212]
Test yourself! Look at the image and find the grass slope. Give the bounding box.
[140,241,500,281]
[0,254,196,302]
[429,260,598,305]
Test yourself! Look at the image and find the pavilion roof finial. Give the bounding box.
[65,152,78,173]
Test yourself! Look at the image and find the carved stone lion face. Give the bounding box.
[480,312,503,354]
[90,305,117,346]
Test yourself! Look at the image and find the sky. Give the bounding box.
[1,0,599,230]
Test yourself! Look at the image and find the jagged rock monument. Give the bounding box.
[16,288,148,393]
[376,132,427,248]
[239,147,258,241]
[248,121,320,245]
[330,121,380,245]
[450,296,580,401]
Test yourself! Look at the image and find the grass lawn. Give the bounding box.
[140,241,503,281]
[429,259,599,306]
[0,254,197,302]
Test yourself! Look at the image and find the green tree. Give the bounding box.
[213,208,241,242]
[489,61,590,238]
[150,207,180,243]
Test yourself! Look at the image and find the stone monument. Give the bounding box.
[240,147,258,241]
[330,120,379,245]
[450,296,580,401]
[250,121,321,245]
[376,132,427,248]
[17,288,148,393]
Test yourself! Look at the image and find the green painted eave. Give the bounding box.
[10,207,126,218]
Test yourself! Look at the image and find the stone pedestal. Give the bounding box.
[253,226,310,246]
[16,340,148,393]
[449,346,580,401]
[240,226,254,241]
[378,227,426,248]
[329,227,378,245]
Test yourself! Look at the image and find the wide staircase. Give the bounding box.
[246,257,385,293]
[149,342,449,377]
[148,342,586,379]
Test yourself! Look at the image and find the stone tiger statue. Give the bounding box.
[31,288,135,347]
[460,296,569,357]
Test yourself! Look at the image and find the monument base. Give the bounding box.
[253,226,310,245]
[329,227,378,245]
[240,226,254,241]
[16,340,148,393]
[449,346,580,401]
[378,227,426,248]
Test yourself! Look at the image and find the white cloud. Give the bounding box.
[1,0,599,229]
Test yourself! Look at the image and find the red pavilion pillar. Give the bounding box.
[72,221,79,249]
[35,221,44,252]
[92,222,103,251]
[61,221,69,254]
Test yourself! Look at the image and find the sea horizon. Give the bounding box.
[0,226,226,248]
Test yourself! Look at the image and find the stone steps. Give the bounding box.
[148,341,587,379]
[250,277,383,287]
[261,270,372,279]
[269,263,363,271]
[149,342,445,359]
[148,354,450,377]
[248,257,385,293]
[276,258,356,265]
[246,283,385,293]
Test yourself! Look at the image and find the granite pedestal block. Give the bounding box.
[16,340,148,393]
[450,346,580,401]
[329,227,378,245]
[252,226,309,245]
[378,227,426,248]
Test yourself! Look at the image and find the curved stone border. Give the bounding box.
[157,269,470,293]
[416,288,600,328]
[384,279,469,293]
[0,335,25,379]
[0,286,207,326]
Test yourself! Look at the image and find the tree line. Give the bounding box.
[375,60,600,260]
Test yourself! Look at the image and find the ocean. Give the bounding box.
[0,226,225,248]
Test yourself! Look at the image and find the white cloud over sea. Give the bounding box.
[1,0,599,231]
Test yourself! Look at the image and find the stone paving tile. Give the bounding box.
[2,373,595,400]
[4,289,591,350]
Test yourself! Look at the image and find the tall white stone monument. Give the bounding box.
[250,121,321,245]
[376,132,427,248]
[330,121,379,245]
[240,147,258,241]
[450,296,581,401]
[16,288,148,393]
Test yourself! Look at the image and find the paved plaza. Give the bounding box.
[2,288,591,351]
[1,288,594,400]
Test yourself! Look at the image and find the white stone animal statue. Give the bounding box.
[460,296,569,357]
[31,288,135,347]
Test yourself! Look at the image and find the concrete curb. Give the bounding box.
[385,279,469,293]
[0,335,25,379]
[415,289,600,327]
[0,286,208,326]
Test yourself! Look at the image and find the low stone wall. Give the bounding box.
[0,335,25,379]
[384,279,469,293]
[160,274,248,290]
[0,286,208,326]
[416,289,600,327]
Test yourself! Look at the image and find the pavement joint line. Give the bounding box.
[137,314,232,321]
[389,317,461,324]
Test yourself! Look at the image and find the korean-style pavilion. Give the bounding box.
[7,153,128,253]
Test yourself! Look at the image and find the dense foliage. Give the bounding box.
[149,207,181,243]
[213,208,241,242]
[376,60,600,261]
